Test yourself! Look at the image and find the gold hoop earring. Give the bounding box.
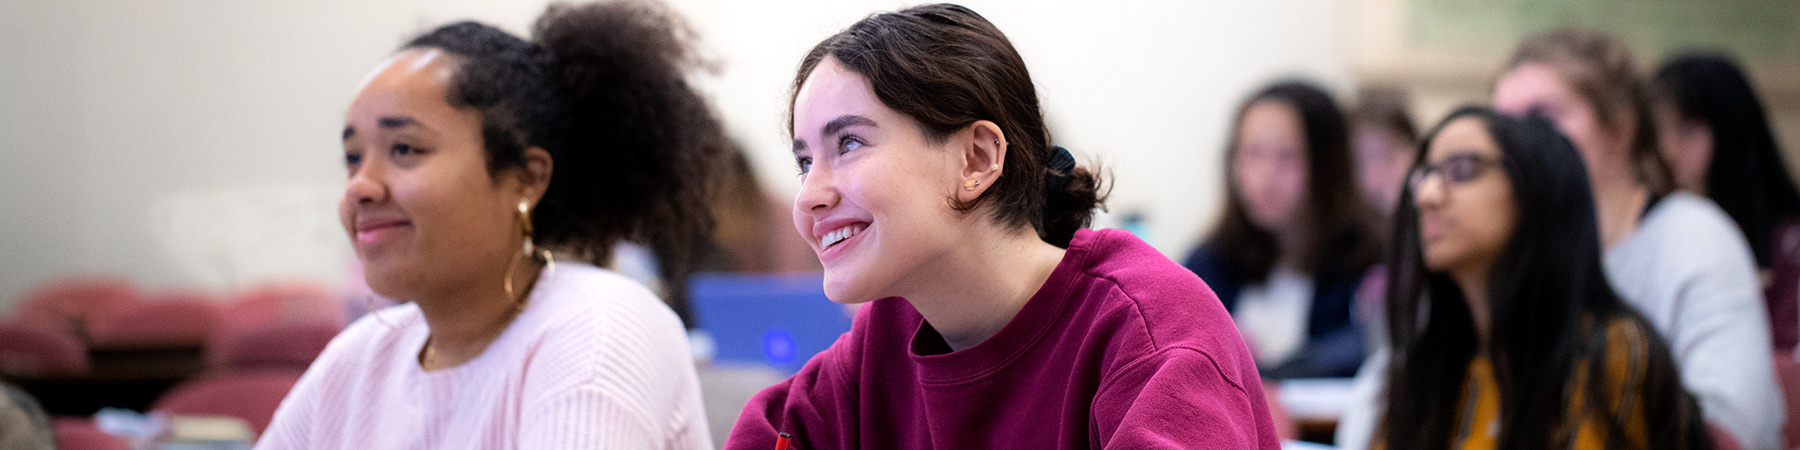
[505,199,541,306]
[517,199,535,256]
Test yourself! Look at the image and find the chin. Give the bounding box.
[1421,248,1463,274]
[820,265,885,305]
[359,259,416,301]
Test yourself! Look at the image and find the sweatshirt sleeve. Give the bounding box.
[1091,347,1280,449]
[723,338,860,450]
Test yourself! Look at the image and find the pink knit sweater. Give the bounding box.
[256,262,710,449]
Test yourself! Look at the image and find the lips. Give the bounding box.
[355,219,411,245]
[1419,216,1446,241]
[819,223,866,250]
[810,219,869,263]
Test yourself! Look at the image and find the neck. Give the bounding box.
[1590,164,1652,250]
[413,257,544,370]
[900,225,1067,352]
[1451,265,1491,351]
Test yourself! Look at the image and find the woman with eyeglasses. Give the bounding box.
[1337,29,1779,450]
[1488,29,1779,449]
[1376,106,1709,450]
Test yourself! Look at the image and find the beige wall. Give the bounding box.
[4,0,1793,313]
[0,0,1357,312]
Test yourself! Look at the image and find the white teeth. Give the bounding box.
[819,224,863,250]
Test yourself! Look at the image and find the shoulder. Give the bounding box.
[1082,229,1221,303]
[1069,230,1254,379]
[512,262,696,400]
[1621,193,1759,282]
[1636,193,1755,259]
[526,262,687,338]
[303,302,423,377]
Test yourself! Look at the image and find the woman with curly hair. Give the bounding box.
[257,1,728,448]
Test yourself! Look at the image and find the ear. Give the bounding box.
[517,146,554,207]
[955,120,1006,204]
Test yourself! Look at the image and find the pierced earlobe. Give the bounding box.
[964,179,981,191]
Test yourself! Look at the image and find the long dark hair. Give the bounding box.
[403,1,728,322]
[1654,52,1800,268]
[788,3,1106,247]
[1379,107,1707,450]
[1207,81,1384,282]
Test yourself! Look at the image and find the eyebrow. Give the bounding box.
[342,115,423,142]
[793,115,878,152]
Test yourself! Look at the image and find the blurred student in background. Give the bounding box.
[1185,81,1384,379]
[1340,29,1780,450]
[258,1,727,448]
[727,4,1279,448]
[1378,106,1709,450]
[1351,85,1420,217]
[1654,53,1800,353]
[1490,29,1780,449]
[1347,85,1420,352]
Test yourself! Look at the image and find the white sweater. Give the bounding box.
[1604,193,1782,449]
[1337,193,1784,450]
[256,262,711,450]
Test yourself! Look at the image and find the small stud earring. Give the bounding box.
[990,163,1000,171]
[964,179,981,191]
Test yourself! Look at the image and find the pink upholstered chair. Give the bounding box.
[87,292,221,348]
[11,277,137,338]
[0,323,90,376]
[53,418,129,450]
[152,371,303,434]
[209,320,340,373]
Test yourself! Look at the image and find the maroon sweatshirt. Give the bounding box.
[727,229,1281,449]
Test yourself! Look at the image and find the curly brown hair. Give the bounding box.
[401,1,728,313]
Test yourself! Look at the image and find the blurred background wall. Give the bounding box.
[0,0,1794,312]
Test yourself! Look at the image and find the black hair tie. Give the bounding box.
[1045,145,1076,192]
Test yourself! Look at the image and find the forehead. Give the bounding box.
[346,49,463,122]
[1494,63,1578,113]
[1426,117,1501,160]
[793,58,883,134]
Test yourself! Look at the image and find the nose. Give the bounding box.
[794,165,839,216]
[1413,173,1445,210]
[345,159,389,207]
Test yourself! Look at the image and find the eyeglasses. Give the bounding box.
[1408,153,1500,193]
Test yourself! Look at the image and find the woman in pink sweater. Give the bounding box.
[725,4,1280,449]
[257,2,725,448]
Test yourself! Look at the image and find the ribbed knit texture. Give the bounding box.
[256,262,710,449]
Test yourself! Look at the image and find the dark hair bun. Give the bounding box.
[1042,163,1106,247]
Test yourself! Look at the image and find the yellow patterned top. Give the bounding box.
[1451,318,1650,450]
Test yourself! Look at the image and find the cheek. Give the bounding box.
[1560,115,1609,157]
[1471,189,1519,255]
[338,197,356,240]
[1273,167,1308,210]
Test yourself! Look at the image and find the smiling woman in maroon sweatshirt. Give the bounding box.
[724,4,1280,449]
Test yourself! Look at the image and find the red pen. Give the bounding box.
[774,432,792,450]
